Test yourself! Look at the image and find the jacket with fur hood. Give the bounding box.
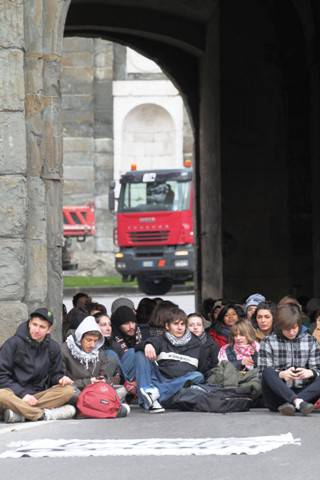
[61,316,117,390]
[0,321,64,397]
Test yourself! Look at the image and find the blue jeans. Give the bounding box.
[135,351,204,404]
[120,348,136,381]
[104,349,121,365]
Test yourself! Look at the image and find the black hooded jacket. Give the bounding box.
[0,322,64,397]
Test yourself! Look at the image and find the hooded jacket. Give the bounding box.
[61,316,117,390]
[0,321,64,397]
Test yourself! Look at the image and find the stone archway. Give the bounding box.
[4,0,319,342]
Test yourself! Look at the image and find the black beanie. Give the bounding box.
[111,305,136,329]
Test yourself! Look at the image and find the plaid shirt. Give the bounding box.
[257,330,320,376]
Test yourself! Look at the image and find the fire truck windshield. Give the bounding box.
[118,180,191,212]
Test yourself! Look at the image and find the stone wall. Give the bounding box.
[62,37,115,276]
[0,2,28,343]
[0,0,69,342]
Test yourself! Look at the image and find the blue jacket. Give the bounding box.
[0,322,64,397]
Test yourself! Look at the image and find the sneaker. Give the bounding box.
[4,409,25,423]
[114,385,128,402]
[140,387,160,409]
[278,402,295,416]
[298,401,314,416]
[44,404,76,421]
[117,403,131,418]
[149,400,165,414]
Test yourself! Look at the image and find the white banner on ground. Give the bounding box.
[0,432,300,458]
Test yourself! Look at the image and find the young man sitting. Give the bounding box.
[0,308,75,423]
[135,307,205,413]
[111,305,142,395]
[61,315,130,417]
[258,304,320,415]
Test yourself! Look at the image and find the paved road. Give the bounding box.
[63,291,196,315]
[0,407,318,480]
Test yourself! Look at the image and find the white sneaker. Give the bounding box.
[149,400,165,414]
[4,409,25,423]
[140,387,164,412]
[44,404,76,421]
[140,387,160,408]
[117,403,131,418]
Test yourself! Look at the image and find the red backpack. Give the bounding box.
[76,382,121,418]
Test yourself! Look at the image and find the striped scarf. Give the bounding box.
[165,330,192,346]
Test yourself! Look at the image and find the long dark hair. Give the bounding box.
[216,303,245,325]
[251,301,276,329]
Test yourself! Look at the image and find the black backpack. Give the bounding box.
[164,384,253,413]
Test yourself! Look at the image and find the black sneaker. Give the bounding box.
[278,402,295,416]
[149,400,165,414]
[298,401,314,416]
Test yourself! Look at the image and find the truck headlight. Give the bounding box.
[175,250,189,256]
[115,252,124,259]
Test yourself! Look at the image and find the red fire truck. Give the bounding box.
[110,168,194,295]
[62,204,96,270]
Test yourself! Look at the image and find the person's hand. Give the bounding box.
[241,357,254,367]
[22,394,38,406]
[124,380,137,396]
[144,344,157,361]
[279,367,298,382]
[91,377,105,384]
[294,368,313,380]
[59,376,74,386]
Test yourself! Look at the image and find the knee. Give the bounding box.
[135,351,145,361]
[193,372,204,383]
[60,384,75,399]
[125,348,136,360]
[261,367,276,381]
[0,388,14,401]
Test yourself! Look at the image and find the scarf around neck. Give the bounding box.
[233,342,257,359]
[66,334,100,369]
[165,329,192,346]
[198,331,207,344]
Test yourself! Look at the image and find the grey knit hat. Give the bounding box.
[111,297,135,314]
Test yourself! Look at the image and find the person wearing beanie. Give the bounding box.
[0,308,75,423]
[244,293,266,321]
[111,305,142,395]
[111,297,135,315]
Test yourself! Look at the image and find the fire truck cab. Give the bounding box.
[111,168,194,295]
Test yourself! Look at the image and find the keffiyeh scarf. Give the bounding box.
[66,335,100,369]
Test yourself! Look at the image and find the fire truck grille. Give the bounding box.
[129,231,169,242]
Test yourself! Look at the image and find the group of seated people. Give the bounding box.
[0,291,320,422]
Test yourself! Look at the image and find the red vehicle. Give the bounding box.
[62,204,96,270]
[111,168,194,295]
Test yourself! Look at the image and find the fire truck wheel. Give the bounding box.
[137,276,173,296]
